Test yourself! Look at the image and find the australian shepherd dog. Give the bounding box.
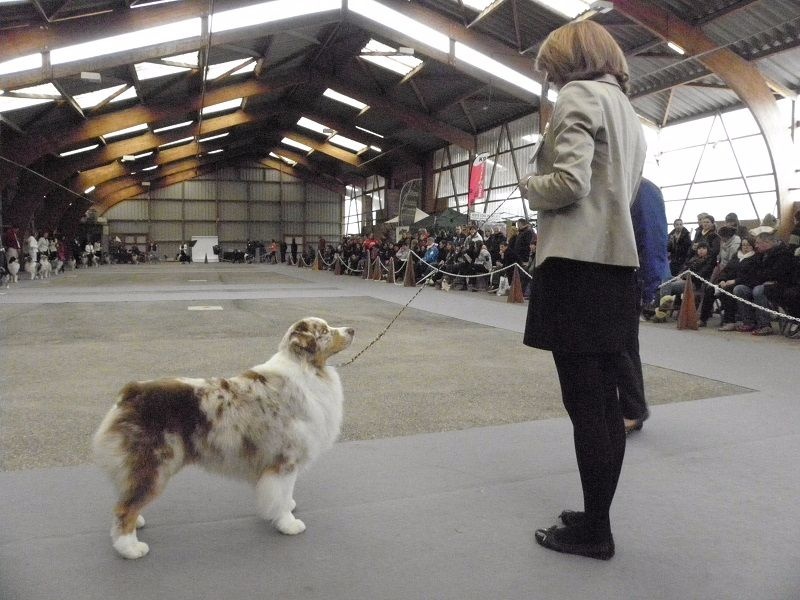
[93,317,354,559]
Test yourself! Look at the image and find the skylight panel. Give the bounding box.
[74,85,127,109]
[158,136,194,149]
[84,186,96,194]
[369,145,381,152]
[454,42,543,97]
[281,137,312,153]
[198,132,229,142]
[207,149,224,155]
[110,86,138,103]
[59,144,99,157]
[212,0,342,33]
[153,120,193,133]
[0,53,42,77]
[165,51,199,67]
[297,117,330,135]
[0,96,54,113]
[531,0,592,19]
[14,83,60,97]
[349,0,449,54]
[356,125,384,138]
[141,165,159,171]
[202,98,241,115]
[103,123,149,139]
[133,151,153,160]
[329,134,367,153]
[51,18,201,65]
[359,39,422,76]
[449,0,493,11]
[135,61,191,80]
[323,88,368,110]
[206,59,256,81]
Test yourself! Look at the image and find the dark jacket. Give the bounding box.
[755,242,794,287]
[513,226,534,265]
[667,227,692,274]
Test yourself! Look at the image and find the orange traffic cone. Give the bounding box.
[507,265,524,303]
[403,259,416,287]
[386,258,396,284]
[677,277,699,330]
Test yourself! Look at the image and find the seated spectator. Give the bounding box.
[715,237,758,330]
[488,242,515,292]
[764,250,800,336]
[419,239,439,279]
[733,230,793,335]
[471,243,492,291]
[659,241,716,315]
[716,225,741,271]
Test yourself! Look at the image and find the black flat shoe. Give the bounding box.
[558,510,585,527]
[534,526,615,560]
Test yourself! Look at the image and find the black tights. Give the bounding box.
[552,352,626,539]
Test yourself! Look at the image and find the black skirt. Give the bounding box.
[523,257,638,354]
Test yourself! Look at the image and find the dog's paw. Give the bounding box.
[275,516,306,535]
[136,515,146,528]
[113,534,150,559]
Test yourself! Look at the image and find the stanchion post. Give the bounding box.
[507,264,524,303]
[334,257,343,275]
[677,277,699,330]
[312,253,320,271]
[372,257,382,281]
[403,258,416,287]
[386,258,396,284]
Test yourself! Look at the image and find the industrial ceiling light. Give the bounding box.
[667,41,686,55]
[59,144,100,157]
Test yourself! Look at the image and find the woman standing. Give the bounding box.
[520,20,646,560]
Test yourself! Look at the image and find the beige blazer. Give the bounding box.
[523,74,646,268]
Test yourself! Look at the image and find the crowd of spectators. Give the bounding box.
[660,210,800,338]
[306,219,538,295]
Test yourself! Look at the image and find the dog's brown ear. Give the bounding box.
[289,330,317,355]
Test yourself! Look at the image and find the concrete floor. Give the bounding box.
[1,262,798,599]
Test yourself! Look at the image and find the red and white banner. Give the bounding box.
[468,153,489,208]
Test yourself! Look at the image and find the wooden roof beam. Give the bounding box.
[613,0,796,238]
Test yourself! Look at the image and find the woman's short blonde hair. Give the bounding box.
[535,20,630,93]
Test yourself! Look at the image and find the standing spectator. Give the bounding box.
[621,178,669,433]
[3,227,22,261]
[512,218,534,268]
[693,215,721,262]
[520,20,646,560]
[290,238,298,263]
[27,230,39,263]
[667,219,692,276]
[724,212,751,241]
[38,231,50,259]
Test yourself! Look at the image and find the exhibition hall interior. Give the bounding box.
[1,1,798,599]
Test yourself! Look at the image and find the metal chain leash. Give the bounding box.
[335,283,427,367]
